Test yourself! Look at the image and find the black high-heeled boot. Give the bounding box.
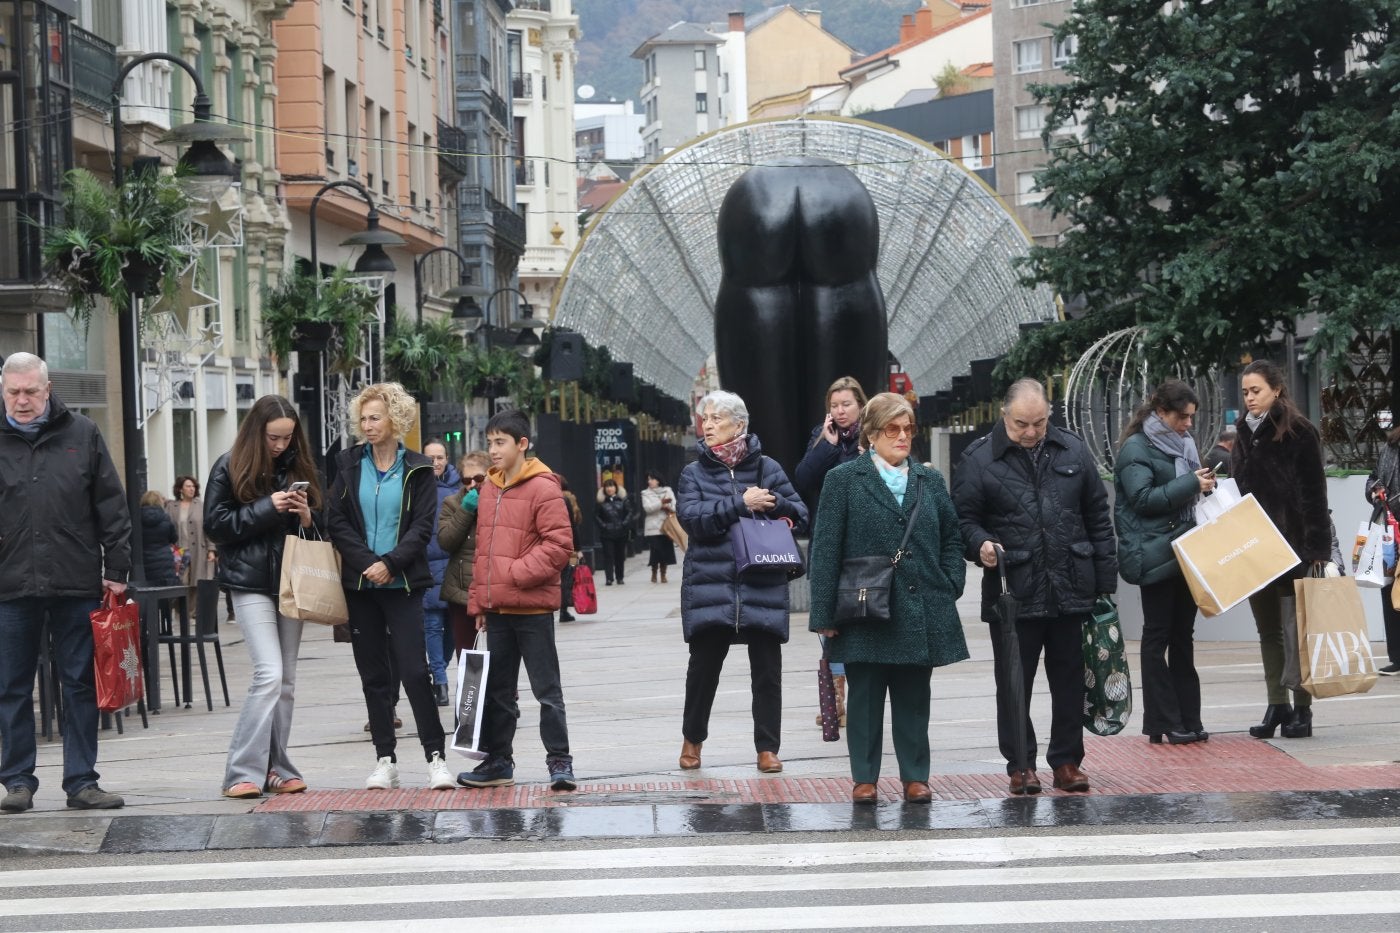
[1248,704,1292,739]
[1281,706,1313,738]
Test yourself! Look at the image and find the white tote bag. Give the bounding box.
[1354,515,1388,589]
[451,648,491,760]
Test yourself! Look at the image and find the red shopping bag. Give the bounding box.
[90,592,144,713]
[572,564,598,615]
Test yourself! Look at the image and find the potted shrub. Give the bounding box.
[41,167,195,330]
[384,315,465,396]
[261,265,381,374]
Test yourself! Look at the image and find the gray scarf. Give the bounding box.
[5,400,51,439]
[1143,412,1201,477]
[1245,409,1267,433]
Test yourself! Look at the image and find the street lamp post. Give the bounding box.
[109,53,246,585]
[479,286,540,351]
[412,246,488,324]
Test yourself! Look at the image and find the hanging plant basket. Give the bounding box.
[292,320,335,353]
[121,256,165,299]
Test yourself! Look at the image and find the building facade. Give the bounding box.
[574,100,643,162]
[992,0,1074,245]
[633,22,722,161]
[506,0,577,322]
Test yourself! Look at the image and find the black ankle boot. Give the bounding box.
[1281,706,1313,738]
[1248,704,1292,739]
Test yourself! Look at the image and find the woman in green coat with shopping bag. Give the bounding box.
[1113,381,1217,745]
[809,393,969,805]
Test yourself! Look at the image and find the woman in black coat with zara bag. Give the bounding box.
[677,389,808,775]
[1231,359,1330,740]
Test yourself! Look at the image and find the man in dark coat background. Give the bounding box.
[951,378,1117,796]
[0,353,132,813]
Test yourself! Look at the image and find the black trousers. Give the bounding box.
[347,588,445,762]
[600,538,627,583]
[682,628,782,753]
[1380,582,1400,665]
[1139,575,1203,734]
[988,614,1084,773]
[480,613,570,761]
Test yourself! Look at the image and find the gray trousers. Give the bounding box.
[223,591,303,790]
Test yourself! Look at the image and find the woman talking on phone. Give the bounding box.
[205,395,321,799]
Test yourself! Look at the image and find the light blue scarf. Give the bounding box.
[871,452,909,505]
[5,400,51,438]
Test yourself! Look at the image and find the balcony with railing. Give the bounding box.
[486,89,509,129]
[71,26,117,111]
[462,186,526,254]
[514,0,550,11]
[437,118,470,180]
[514,159,535,187]
[512,73,532,99]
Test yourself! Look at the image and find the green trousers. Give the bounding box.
[844,662,933,784]
[1247,579,1312,709]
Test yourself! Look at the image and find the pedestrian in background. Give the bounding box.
[951,378,1116,795]
[0,352,130,813]
[1114,381,1216,746]
[421,439,460,706]
[1202,425,1237,475]
[1232,359,1331,738]
[439,451,490,653]
[808,393,968,804]
[458,410,576,791]
[139,491,180,586]
[204,395,320,799]
[794,375,870,729]
[559,477,583,621]
[676,390,809,775]
[327,383,452,791]
[166,476,215,617]
[595,478,632,585]
[1365,428,1400,676]
[641,469,677,583]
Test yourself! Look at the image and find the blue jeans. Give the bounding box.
[422,606,453,685]
[0,596,102,795]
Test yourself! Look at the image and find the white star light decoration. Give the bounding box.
[194,197,243,249]
[119,642,142,693]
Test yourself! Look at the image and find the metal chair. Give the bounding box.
[158,580,229,711]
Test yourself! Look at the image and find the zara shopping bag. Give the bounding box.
[90,592,144,713]
[278,531,349,625]
[451,648,491,759]
[1172,493,1299,616]
[732,515,805,578]
[1295,575,1378,699]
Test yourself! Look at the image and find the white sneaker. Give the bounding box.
[427,752,455,790]
[365,756,400,790]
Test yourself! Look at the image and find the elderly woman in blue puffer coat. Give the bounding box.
[677,389,808,776]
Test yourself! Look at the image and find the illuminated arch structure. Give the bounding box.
[554,116,1058,403]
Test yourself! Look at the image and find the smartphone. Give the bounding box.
[1212,462,1225,474]
[286,480,310,494]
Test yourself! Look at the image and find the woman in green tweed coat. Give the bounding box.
[809,393,969,804]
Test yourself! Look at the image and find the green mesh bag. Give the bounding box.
[1082,596,1132,736]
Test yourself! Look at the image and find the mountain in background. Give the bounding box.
[575,1,916,104]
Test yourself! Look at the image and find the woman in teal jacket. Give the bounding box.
[809,393,969,804]
[1113,381,1217,745]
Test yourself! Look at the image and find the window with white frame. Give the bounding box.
[960,134,985,170]
[696,93,708,113]
[1013,39,1043,74]
[1016,171,1047,206]
[695,48,706,70]
[1015,104,1047,139]
[1053,34,1079,68]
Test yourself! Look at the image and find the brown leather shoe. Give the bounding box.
[852,782,878,804]
[1052,763,1090,792]
[903,781,932,803]
[1008,770,1042,795]
[757,751,783,773]
[679,740,702,770]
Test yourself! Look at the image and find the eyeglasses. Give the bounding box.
[881,424,917,439]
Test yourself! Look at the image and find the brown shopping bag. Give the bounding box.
[1295,576,1379,698]
[662,512,688,553]
[278,532,349,625]
[1171,493,1300,617]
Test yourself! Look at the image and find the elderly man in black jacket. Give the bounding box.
[951,378,1117,796]
[0,353,131,813]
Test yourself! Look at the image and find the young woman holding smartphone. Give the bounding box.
[204,396,321,798]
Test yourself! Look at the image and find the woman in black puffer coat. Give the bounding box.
[139,492,179,586]
[1231,359,1330,741]
[676,389,808,776]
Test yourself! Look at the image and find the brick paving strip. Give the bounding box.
[255,735,1400,812]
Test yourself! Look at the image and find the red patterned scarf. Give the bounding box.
[708,434,749,468]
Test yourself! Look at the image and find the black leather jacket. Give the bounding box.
[595,492,634,540]
[204,449,318,595]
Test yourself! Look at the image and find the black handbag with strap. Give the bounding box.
[834,476,921,624]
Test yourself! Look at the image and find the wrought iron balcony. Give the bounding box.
[462,186,526,254]
[71,26,117,112]
[486,89,510,129]
[437,118,470,180]
[512,73,533,99]
[515,159,535,186]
